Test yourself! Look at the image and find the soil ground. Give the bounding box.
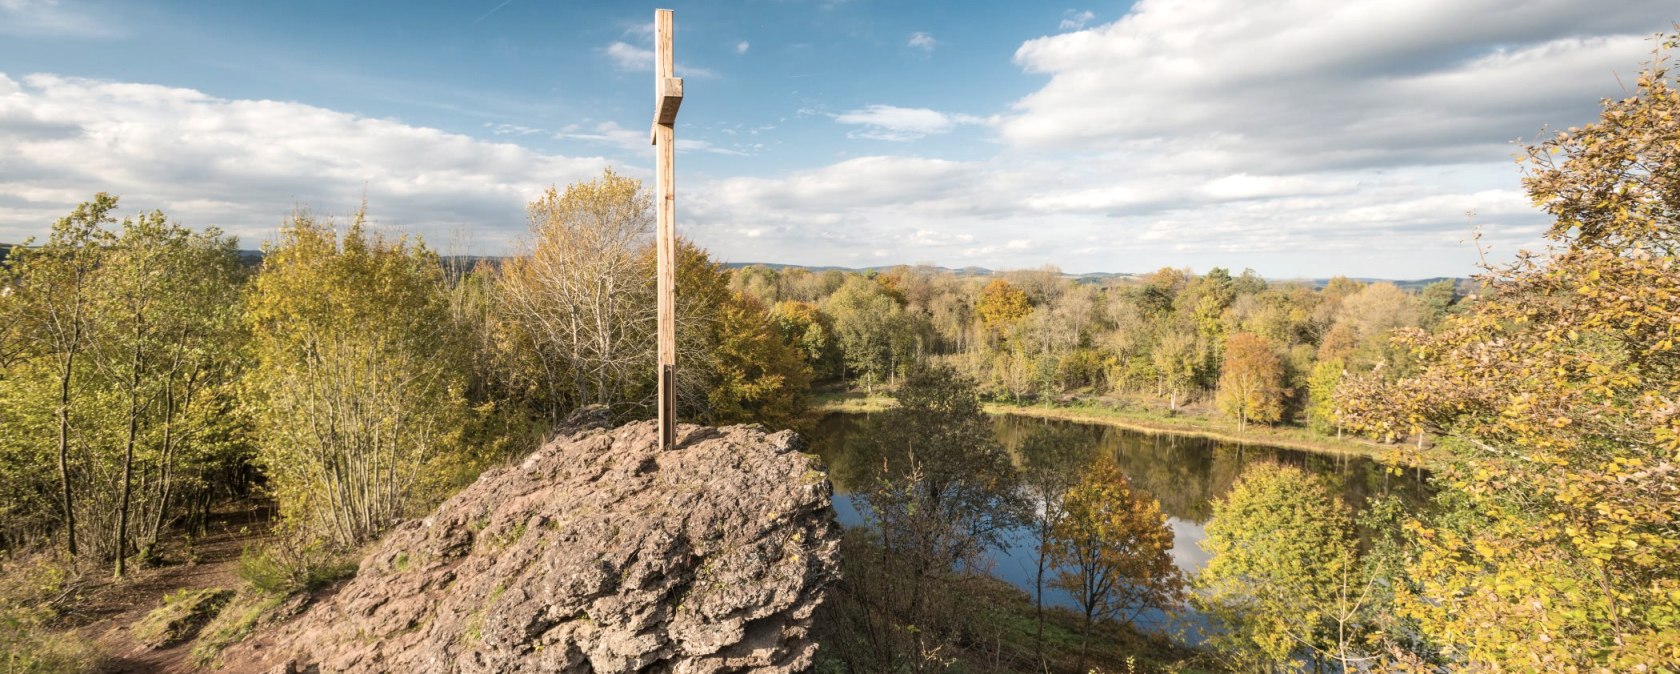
[61,504,274,673]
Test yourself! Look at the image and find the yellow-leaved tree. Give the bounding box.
[1215,332,1285,430]
[246,211,471,547]
[1048,455,1182,674]
[1344,41,1680,670]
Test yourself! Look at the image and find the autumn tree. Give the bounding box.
[1049,455,1184,674]
[666,242,812,427]
[976,278,1030,336]
[1016,425,1092,664]
[1343,44,1680,671]
[247,212,471,547]
[493,168,654,422]
[1,197,246,574]
[1194,462,1359,671]
[1305,358,1345,436]
[1151,327,1199,409]
[769,300,840,380]
[1216,332,1285,430]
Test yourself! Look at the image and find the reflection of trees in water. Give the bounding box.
[810,412,1429,530]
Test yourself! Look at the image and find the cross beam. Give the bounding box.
[651,9,683,451]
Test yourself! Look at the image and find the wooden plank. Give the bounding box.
[657,77,684,125]
[653,8,678,451]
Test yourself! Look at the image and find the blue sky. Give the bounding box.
[1,0,1675,277]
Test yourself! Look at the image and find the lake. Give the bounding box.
[803,411,1430,641]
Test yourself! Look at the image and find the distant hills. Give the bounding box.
[0,245,1465,288]
[722,261,1467,289]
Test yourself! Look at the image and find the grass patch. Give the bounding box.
[0,553,100,673]
[131,587,235,648]
[189,590,290,668]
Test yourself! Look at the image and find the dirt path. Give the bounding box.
[65,505,273,673]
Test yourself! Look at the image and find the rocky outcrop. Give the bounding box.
[227,421,840,673]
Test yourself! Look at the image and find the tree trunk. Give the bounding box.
[1034,521,1048,668]
[56,349,78,557]
[115,326,142,578]
[1077,607,1093,674]
[148,382,178,548]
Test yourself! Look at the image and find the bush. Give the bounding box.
[0,553,99,672]
[236,538,356,596]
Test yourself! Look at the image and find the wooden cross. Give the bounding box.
[652,8,683,450]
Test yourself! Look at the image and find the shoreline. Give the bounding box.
[809,391,1428,466]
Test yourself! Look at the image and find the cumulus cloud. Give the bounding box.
[736,41,750,55]
[0,73,611,251]
[674,0,1670,276]
[832,105,986,141]
[1002,0,1666,172]
[907,31,937,52]
[683,151,1536,276]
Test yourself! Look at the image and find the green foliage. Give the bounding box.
[770,300,842,380]
[236,539,357,596]
[1194,462,1359,670]
[246,211,471,546]
[0,553,98,672]
[824,275,909,393]
[0,195,247,574]
[1304,358,1345,435]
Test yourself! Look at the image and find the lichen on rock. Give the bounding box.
[226,421,840,673]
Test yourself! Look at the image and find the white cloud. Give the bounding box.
[605,41,654,71]
[555,120,749,156]
[605,41,719,78]
[1059,9,1095,31]
[685,153,1539,276]
[0,73,612,251]
[907,31,937,52]
[666,0,1662,276]
[832,104,986,141]
[1002,0,1667,172]
[736,41,750,55]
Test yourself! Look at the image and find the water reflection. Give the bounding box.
[805,411,1429,636]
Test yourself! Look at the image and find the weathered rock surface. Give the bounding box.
[227,420,840,673]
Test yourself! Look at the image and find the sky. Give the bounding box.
[0,0,1675,278]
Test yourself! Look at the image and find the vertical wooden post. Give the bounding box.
[652,9,683,450]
